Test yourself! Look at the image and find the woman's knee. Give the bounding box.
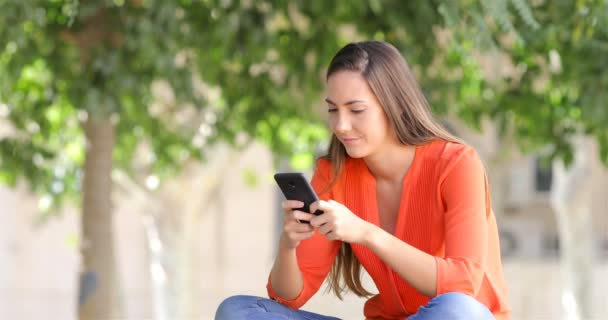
[412,292,494,320]
[215,295,260,320]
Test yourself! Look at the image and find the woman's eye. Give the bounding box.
[327,108,337,113]
[351,109,365,114]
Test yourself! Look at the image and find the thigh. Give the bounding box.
[409,292,495,320]
[215,295,341,320]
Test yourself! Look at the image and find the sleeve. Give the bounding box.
[434,147,489,297]
[266,158,342,309]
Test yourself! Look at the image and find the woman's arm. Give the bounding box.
[269,214,311,299]
[270,248,303,299]
[267,159,340,308]
[310,200,437,296]
[363,225,438,297]
[311,148,489,298]
[267,206,340,308]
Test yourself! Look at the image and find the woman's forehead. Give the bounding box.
[325,72,381,107]
[326,71,372,95]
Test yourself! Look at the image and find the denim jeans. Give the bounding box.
[215,292,495,320]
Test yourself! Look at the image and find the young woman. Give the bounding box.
[216,41,511,320]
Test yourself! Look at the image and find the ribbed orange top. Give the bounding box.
[268,140,511,319]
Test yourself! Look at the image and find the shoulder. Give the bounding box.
[443,141,479,169]
[313,157,357,200]
[424,139,473,158]
[418,140,484,180]
[315,157,332,173]
[430,141,485,185]
[311,158,333,197]
[422,139,479,165]
[312,158,333,186]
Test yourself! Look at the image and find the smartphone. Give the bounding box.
[274,172,324,222]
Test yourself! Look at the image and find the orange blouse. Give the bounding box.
[267,140,511,319]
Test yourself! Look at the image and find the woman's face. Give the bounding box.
[325,70,396,159]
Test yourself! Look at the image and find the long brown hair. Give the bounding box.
[322,41,461,299]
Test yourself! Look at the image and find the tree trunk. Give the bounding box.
[142,212,170,320]
[79,117,121,320]
[113,145,239,319]
[175,209,201,318]
[155,147,238,318]
[151,209,201,319]
[550,136,595,320]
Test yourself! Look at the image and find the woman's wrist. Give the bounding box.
[278,232,298,251]
[362,222,382,248]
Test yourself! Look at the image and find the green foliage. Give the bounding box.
[492,0,608,165]
[435,0,608,165]
[1,0,607,212]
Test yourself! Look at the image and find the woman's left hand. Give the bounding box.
[309,200,372,244]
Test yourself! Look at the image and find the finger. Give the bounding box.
[309,200,321,214]
[309,213,330,228]
[317,222,333,236]
[325,231,340,242]
[310,199,332,212]
[293,210,314,222]
[284,210,306,223]
[314,199,336,212]
[282,200,304,210]
[310,200,332,217]
[291,231,315,241]
[289,221,314,233]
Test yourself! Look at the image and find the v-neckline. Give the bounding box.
[360,144,423,237]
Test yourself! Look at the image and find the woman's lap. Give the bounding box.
[409,292,495,320]
[215,295,340,320]
[215,292,494,320]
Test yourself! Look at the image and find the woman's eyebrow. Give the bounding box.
[324,98,366,106]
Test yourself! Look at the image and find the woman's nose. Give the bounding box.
[333,115,351,133]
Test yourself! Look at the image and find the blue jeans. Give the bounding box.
[215,292,495,320]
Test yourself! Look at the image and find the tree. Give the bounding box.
[0,1,370,318]
[0,1,323,318]
[437,2,607,318]
[1,0,606,319]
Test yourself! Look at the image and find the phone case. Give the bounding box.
[274,172,324,217]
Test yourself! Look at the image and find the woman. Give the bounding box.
[216,41,511,319]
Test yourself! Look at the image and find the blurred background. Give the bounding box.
[0,0,607,319]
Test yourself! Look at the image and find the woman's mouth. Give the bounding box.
[341,137,360,145]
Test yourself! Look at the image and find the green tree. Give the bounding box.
[1,0,606,319]
[0,1,324,318]
[445,0,608,164]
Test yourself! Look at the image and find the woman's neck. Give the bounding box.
[364,143,416,184]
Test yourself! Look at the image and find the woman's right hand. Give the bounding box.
[280,200,316,250]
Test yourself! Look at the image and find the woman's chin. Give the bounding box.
[344,148,367,159]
